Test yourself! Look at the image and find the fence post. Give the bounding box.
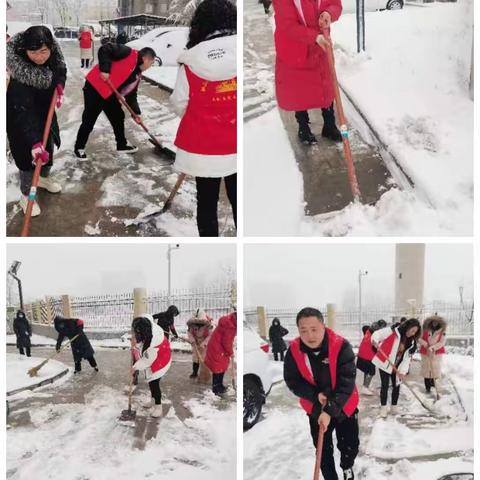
[62,295,73,318]
[326,303,336,330]
[134,288,147,317]
[45,297,54,325]
[33,301,42,324]
[257,306,268,339]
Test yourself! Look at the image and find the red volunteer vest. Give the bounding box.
[86,49,138,100]
[80,31,92,49]
[151,337,171,373]
[419,330,446,355]
[289,329,359,417]
[174,66,237,155]
[373,330,397,363]
[357,330,375,361]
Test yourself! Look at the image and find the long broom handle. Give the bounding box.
[162,173,186,213]
[313,425,325,480]
[322,29,361,202]
[178,335,207,366]
[21,90,58,237]
[375,343,437,414]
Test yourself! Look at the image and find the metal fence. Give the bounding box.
[245,302,474,345]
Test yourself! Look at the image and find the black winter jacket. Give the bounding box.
[54,317,95,362]
[284,331,357,422]
[7,32,67,171]
[269,323,289,353]
[13,311,32,349]
[153,310,178,338]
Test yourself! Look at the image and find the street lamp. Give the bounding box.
[167,244,180,305]
[358,269,368,326]
[8,260,24,311]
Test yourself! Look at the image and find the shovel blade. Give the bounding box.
[118,408,136,423]
[147,138,176,161]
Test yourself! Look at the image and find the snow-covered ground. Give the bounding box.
[7,353,70,395]
[245,1,473,236]
[244,354,473,479]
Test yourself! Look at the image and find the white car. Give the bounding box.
[342,0,403,13]
[243,327,276,430]
[127,27,189,67]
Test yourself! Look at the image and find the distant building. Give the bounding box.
[119,0,171,17]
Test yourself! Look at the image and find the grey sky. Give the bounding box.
[244,244,473,308]
[7,243,236,302]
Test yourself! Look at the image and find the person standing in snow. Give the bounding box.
[74,43,157,159]
[419,315,446,396]
[153,305,180,340]
[204,311,237,395]
[54,316,98,374]
[13,310,32,357]
[131,315,172,417]
[356,319,386,395]
[371,318,421,418]
[284,307,359,480]
[7,26,67,216]
[269,317,289,361]
[170,0,237,237]
[78,26,93,69]
[273,0,343,145]
[186,309,213,378]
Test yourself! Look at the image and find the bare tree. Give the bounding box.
[70,0,85,26]
[53,0,72,27]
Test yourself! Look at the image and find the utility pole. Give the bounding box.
[167,244,180,305]
[8,261,24,311]
[358,269,368,327]
[356,0,365,53]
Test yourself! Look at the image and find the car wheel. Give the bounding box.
[243,377,263,430]
[386,0,403,9]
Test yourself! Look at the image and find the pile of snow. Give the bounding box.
[7,334,56,346]
[7,353,69,395]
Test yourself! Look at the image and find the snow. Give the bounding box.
[6,334,57,346]
[245,2,473,236]
[143,66,179,91]
[7,353,70,395]
[7,386,235,479]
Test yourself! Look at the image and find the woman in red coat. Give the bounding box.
[273,0,343,144]
[78,26,93,69]
[204,312,237,395]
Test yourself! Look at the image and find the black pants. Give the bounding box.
[212,372,225,393]
[273,351,285,361]
[363,373,373,388]
[424,378,435,392]
[295,103,335,128]
[380,369,400,406]
[195,174,237,237]
[148,379,162,404]
[74,356,97,372]
[18,346,31,357]
[75,84,128,150]
[308,411,359,479]
[81,58,90,69]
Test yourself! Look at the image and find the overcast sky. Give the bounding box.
[244,244,473,308]
[7,243,236,302]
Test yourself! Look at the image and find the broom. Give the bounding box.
[27,334,80,377]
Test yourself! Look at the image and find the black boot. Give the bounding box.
[343,468,354,480]
[295,111,317,145]
[190,362,200,378]
[321,104,343,142]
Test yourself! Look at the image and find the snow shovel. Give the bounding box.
[21,90,58,237]
[179,335,211,384]
[322,28,361,203]
[375,345,446,418]
[126,172,187,226]
[428,353,440,402]
[118,372,137,425]
[313,425,325,480]
[106,78,176,160]
[27,334,80,377]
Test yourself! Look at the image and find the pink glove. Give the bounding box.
[56,84,64,108]
[31,142,49,165]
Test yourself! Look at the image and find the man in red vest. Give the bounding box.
[74,43,157,159]
[284,307,359,480]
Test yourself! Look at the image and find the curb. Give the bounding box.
[7,368,70,397]
[142,74,173,93]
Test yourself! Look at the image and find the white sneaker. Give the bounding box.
[361,386,374,396]
[38,175,62,193]
[380,406,389,418]
[390,405,399,415]
[19,195,41,217]
[151,404,163,418]
[142,398,155,409]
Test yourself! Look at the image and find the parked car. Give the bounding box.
[127,27,189,67]
[243,327,276,430]
[342,0,403,13]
